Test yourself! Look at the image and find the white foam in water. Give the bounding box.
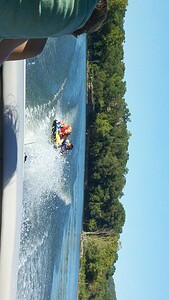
[17,89,72,299]
[24,89,71,205]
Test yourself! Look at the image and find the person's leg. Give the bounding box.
[7,38,47,61]
[0,39,27,66]
[0,38,47,65]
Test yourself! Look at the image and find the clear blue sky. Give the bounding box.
[114,1,169,299]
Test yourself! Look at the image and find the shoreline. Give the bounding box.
[84,51,94,189]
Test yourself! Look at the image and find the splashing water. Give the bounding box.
[17,85,72,300]
[17,36,86,300]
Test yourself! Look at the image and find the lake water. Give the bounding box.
[16,35,86,300]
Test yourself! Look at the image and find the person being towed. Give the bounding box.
[0,0,107,65]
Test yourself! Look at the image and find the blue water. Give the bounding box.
[16,36,86,300]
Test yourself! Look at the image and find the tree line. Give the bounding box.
[79,0,129,299]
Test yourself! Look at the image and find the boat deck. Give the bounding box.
[0,66,3,239]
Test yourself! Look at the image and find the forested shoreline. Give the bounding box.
[78,0,129,299]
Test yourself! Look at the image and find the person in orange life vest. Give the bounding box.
[58,122,72,139]
[58,122,72,138]
[52,119,72,142]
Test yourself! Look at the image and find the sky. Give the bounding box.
[114,1,169,299]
